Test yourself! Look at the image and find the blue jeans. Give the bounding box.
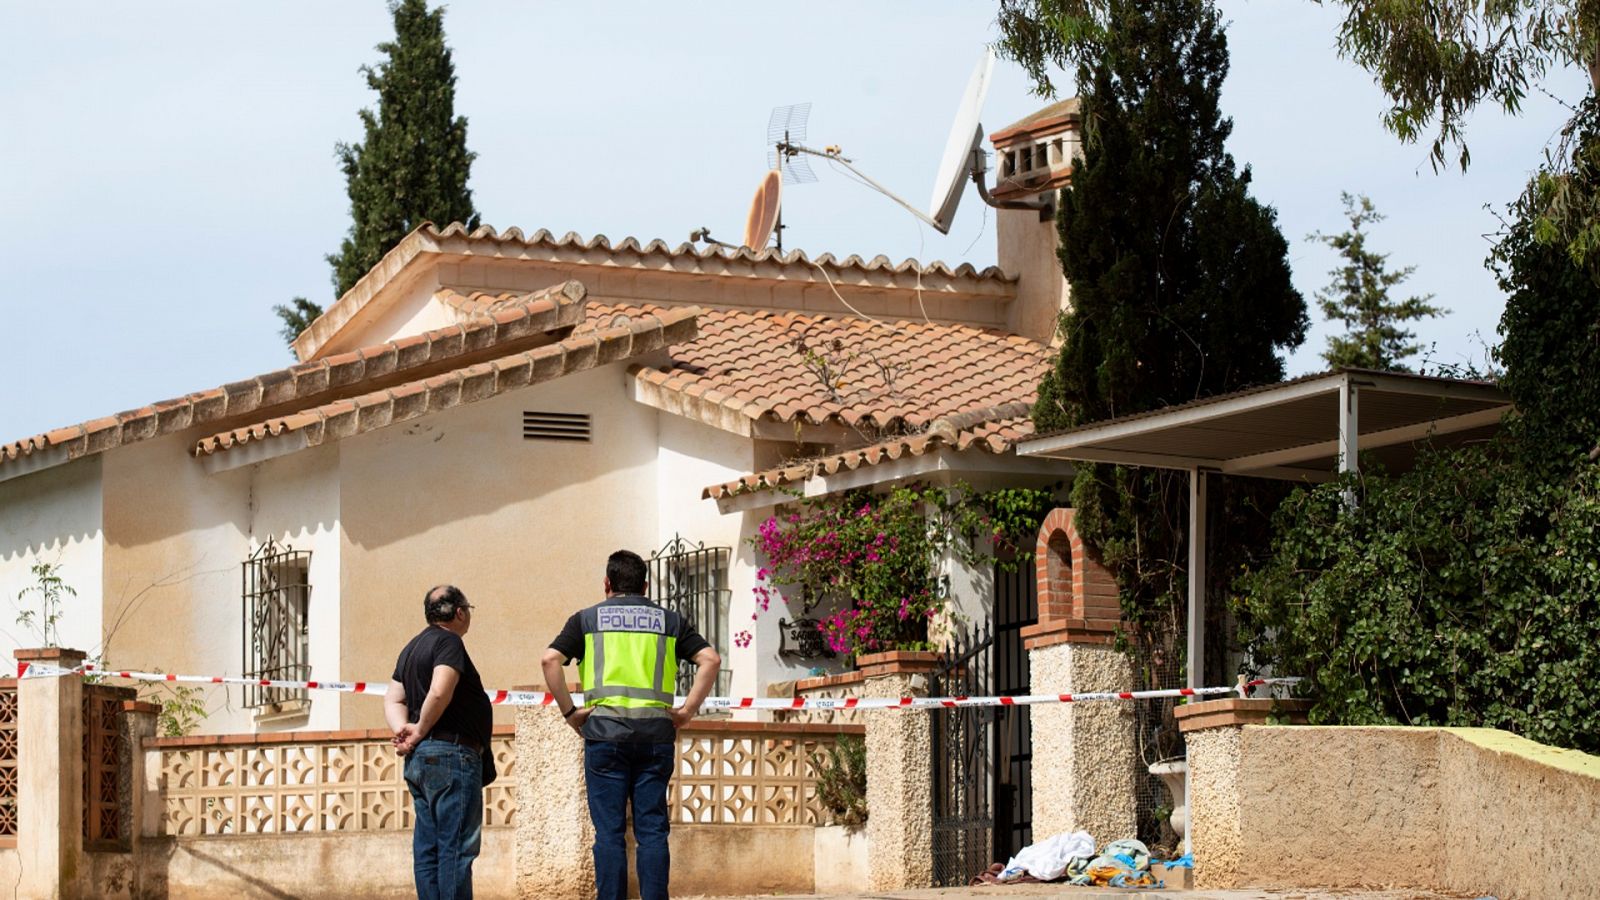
[404,739,484,900]
[585,739,675,900]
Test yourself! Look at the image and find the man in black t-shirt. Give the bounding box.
[386,584,492,900]
[542,550,722,900]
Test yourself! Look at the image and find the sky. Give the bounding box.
[0,2,1587,442]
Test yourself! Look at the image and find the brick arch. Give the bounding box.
[1033,507,1120,633]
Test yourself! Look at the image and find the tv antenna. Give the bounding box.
[771,48,1050,236]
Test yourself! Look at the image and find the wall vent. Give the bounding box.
[522,411,591,443]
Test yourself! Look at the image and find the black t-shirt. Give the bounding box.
[392,626,492,749]
[549,595,712,743]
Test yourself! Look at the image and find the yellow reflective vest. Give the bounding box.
[578,600,678,726]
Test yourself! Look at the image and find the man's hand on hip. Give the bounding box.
[669,705,698,730]
[565,707,592,733]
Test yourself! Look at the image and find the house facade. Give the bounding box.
[0,107,1079,736]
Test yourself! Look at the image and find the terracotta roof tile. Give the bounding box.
[701,404,1037,500]
[193,308,700,459]
[588,303,1051,434]
[1,280,590,472]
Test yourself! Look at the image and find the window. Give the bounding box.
[242,539,311,714]
[649,536,731,696]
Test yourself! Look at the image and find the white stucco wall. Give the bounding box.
[317,270,447,358]
[101,432,255,733]
[653,416,752,695]
[248,442,342,731]
[0,456,104,659]
[336,363,660,730]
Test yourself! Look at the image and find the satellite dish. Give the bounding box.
[743,169,783,250]
[928,48,995,234]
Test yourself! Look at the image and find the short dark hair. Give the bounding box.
[424,585,468,623]
[606,550,648,595]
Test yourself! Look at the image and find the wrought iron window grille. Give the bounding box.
[242,538,311,714]
[648,535,731,696]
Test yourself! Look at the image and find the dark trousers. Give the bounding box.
[584,739,675,900]
[404,739,483,900]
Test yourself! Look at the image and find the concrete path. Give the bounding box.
[683,887,1480,900]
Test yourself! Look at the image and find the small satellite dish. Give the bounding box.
[929,48,995,234]
[743,169,783,250]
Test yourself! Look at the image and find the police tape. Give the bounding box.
[14,660,1300,709]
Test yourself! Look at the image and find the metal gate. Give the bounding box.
[930,625,995,886]
[648,535,731,695]
[930,559,1038,887]
[992,559,1036,858]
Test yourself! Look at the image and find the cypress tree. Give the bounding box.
[273,0,479,351]
[327,0,478,299]
[1011,0,1307,658]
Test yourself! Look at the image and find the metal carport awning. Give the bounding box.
[1015,367,1511,689]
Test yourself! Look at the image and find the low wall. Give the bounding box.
[1192,725,1600,900]
[143,829,514,899]
[138,821,829,899]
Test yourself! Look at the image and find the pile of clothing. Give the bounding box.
[972,831,1162,888]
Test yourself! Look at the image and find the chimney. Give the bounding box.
[991,99,1081,345]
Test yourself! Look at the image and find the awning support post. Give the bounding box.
[1184,466,1207,858]
[1186,467,1207,692]
[1339,377,1360,507]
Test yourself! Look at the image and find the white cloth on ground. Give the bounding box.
[997,829,1096,882]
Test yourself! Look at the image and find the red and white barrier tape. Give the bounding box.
[15,660,1299,709]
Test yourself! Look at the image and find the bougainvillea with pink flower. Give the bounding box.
[741,482,1053,660]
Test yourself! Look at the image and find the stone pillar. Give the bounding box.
[1022,508,1135,844]
[858,652,936,892]
[122,701,161,840]
[1025,636,1135,843]
[513,693,593,900]
[1175,698,1310,889]
[16,647,88,900]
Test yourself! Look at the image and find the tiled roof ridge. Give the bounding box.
[0,280,589,471]
[701,403,1037,501]
[194,307,701,458]
[420,221,1012,282]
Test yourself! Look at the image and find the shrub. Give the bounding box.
[814,734,867,828]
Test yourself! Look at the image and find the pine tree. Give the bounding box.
[1005,0,1307,659]
[1311,193,1444,372]
[327,0,478,299]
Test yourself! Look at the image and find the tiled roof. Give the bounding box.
[296,222,1016,362]
[194,308,699,458]
[0,282,588,472]
[702,404,1035,500]
[422,222,1010,281]
[610,303,1051,432]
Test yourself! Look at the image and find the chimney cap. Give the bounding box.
[990,98,1083,147]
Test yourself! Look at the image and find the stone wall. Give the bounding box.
[1027,640,1135,845]
[1187,722,1600,900]
[861,670,932,891]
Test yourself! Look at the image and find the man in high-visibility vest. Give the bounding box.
[542,549,721,900]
